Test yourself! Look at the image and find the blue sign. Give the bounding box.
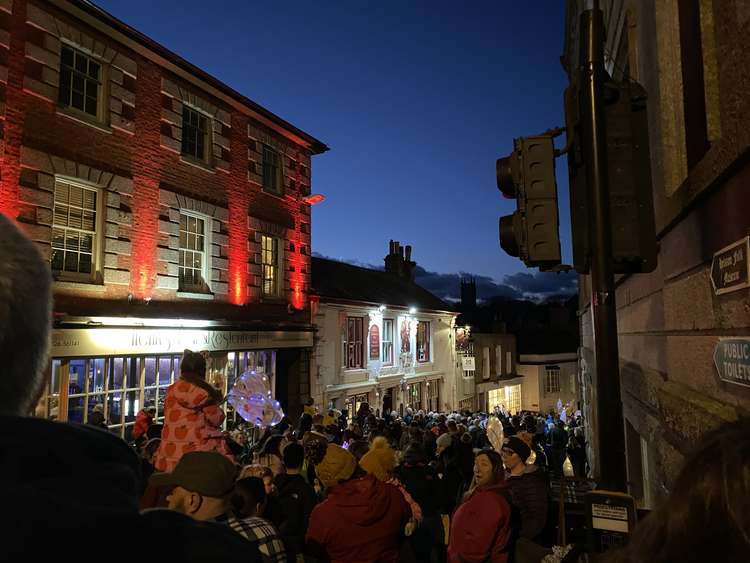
[713,338,750,388]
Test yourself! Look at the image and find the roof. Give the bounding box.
[70,0,328,154]
[311,257,454,314]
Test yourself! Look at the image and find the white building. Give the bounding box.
[516,353,579,414]
[310,245,459,417]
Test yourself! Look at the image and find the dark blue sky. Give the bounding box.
[96,0,574,299]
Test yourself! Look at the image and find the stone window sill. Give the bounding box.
[57,106,113,135]
[54,279,107,292]
[180,155,216,174]
[176,291,215,300]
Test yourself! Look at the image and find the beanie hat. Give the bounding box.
[436,433,453,450]
[359,437,396,481]
[503,435,531,462]
[316,443,357,488]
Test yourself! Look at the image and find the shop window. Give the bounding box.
[261,234,281,297]
[58,44,102,119]
[181,105,210,163]
[407,382,422,410]
[417,321,430,362]
[262,145,282,194]
[545,366,561,394]
[179,211,211,293]
[343,317,364,369]
[382,319,394,365]
[51,179,99,280]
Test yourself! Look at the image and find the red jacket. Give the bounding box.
[132,409,153,440]
[306,474,410,563]
[448,482,512,563]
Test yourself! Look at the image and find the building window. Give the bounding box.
[262,145,282,194]
[417,321,430,362]
[483,347,490,380]
[506,351,513,374]
[545,366,561,394]
[261,235,281,297]
[51,179,99,278]
[179,212,209,292]
[382,319,394,365]
[343,317,364,369]
[58,45,101,118]
[495,346,503,376]
[181,105,210,162]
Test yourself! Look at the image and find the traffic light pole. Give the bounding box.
[580,6,628,491]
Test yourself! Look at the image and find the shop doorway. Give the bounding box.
[382,388,393,417]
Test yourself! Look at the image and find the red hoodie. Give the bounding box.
[305,474,410,563]
[448,482,513,563]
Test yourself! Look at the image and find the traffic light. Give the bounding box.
[566,77,657,274]
[497,135,562,269]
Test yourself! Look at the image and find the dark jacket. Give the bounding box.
[394,462,443,516]
[436,445,469,514]
[274,472,317,556]
[505,465,548,541]
[0,416,261,562]
[306,474,410,563]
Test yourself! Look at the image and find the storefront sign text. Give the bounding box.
[713,338,750,388]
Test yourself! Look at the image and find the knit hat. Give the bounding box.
[359,437,396,481]
[436,433,453,450]
[316,443,357,488]
[503,435,531,463]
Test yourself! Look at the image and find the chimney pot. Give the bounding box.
[405,245,412,261]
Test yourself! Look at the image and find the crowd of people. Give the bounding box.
[2,214,750,563]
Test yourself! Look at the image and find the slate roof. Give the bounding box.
[311,257,453,313]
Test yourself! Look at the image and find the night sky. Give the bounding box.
[95,0,575,301]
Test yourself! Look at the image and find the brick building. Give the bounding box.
[0,0,327,436]
[565,0,750,506]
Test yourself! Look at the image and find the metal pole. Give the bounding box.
[580,7,627,491]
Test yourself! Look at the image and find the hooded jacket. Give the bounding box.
[305,473,410,563]
[274,472,318,555]
[154,378,232,472]
[448,482,513,563]
[0,416,260,562]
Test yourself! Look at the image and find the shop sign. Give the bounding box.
[51,327,313,357]
[713,338,750,388]
[462,356,476,371]
[710,236,749,295]
[369,325,380,360]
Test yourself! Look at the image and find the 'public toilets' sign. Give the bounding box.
[713,338,750,388]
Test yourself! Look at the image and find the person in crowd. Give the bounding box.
[154,349,231,472]
[434,431,467,514]
[395,444,445,563]
[303,397,316,417]
[567,426,587,478]
[605,418,750,563]
[255,434,287,476]
[133,405,156,446]
[305,443,410,563]
[88,403,109,429]
[448,449,513,563]
[549,421,569,475]
[501,436,548,542]
[0,216,260,561]
[230,477,288,563]
[274,443,317,561]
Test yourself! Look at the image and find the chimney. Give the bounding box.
[403,245,417,282]
[384,239,403,276]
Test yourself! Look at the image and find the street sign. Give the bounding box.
[713,338,750,388]
[462,356,476,371]
[710,236,749,295]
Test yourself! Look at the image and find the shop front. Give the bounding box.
[40,321,313,439]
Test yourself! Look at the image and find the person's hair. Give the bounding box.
[0,215,52,415]
[463,449,505,502]
[259,434,284,458]
[606,418,750,563]
[282,442,305,470]
[231,477,266,517]
[180,350,206,379]
[238,464,272,481]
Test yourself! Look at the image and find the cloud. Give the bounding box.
[313,253,577,302]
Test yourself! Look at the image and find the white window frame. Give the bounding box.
[260,234,282,298]
[417,320,430,363]
[545,366,561,394]
[51,176,102,283]
[382,318,394,366]
[343,316,364,370]
[178,210,212,293]
[58,43,106,123]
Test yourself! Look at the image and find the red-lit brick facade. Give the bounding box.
[0,0,326,433]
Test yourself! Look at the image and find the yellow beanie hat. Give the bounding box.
[359,436,396,481]
[316,443,357,489]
